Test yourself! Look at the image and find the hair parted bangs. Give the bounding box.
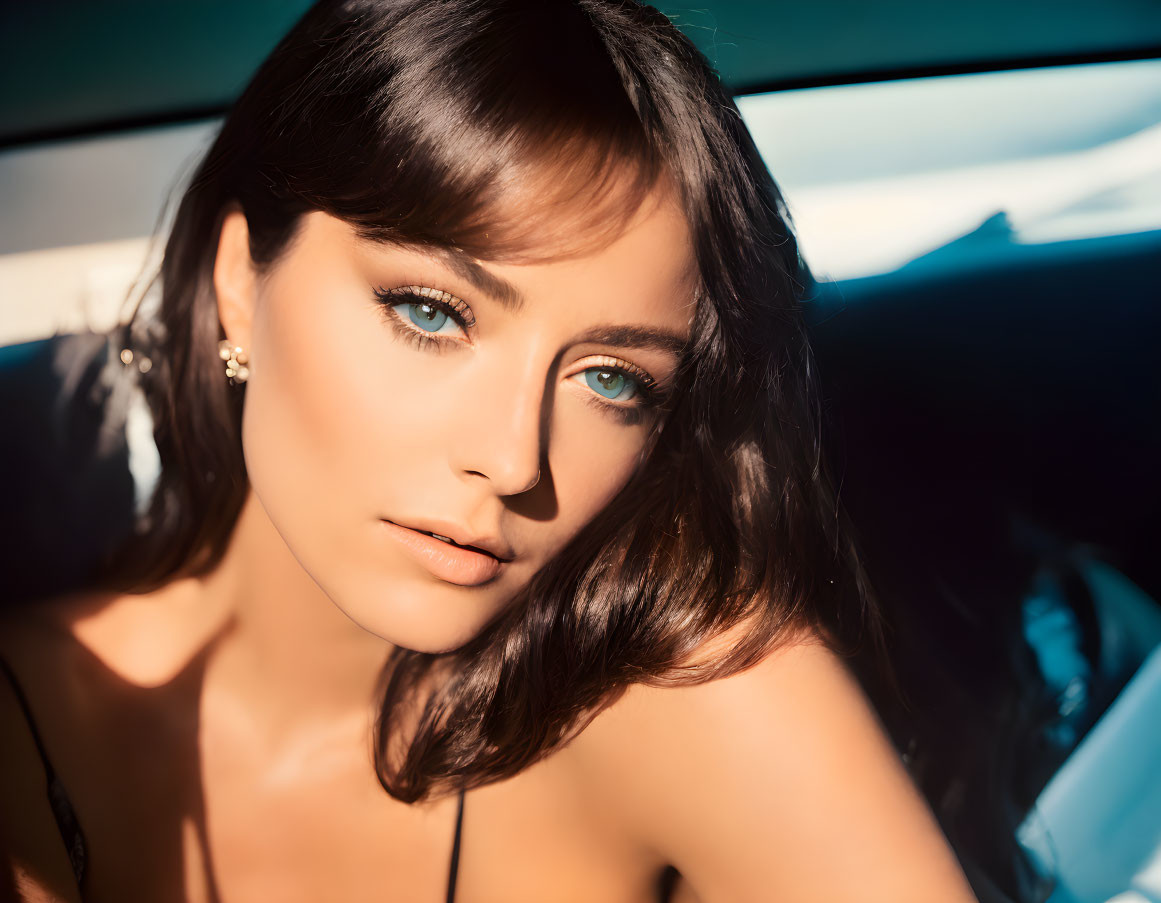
[245,0,669,263]
[94,0,896,807]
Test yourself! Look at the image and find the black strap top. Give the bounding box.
[0,654,88,886]
[0,655,465,902]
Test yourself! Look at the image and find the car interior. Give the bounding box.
[1,2,1159,902]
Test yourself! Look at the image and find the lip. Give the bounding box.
[381,519,506,586]
[388,515,515,561]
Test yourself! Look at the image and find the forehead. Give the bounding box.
[282,177,696,343]
[480,187,698,326]
[331,184,700,339]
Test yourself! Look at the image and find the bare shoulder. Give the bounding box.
[0,591,99,893]
[0,578,223,690]
[568,633,980,903]
[0,582,212,901]
[0,652,83,902]
[0,589,120,702]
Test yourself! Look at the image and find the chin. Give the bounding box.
[328,578,507,654]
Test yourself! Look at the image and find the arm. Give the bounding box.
[0,668,83,903]
[596,636,980,902]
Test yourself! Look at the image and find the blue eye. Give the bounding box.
[393,299,464,337]
[373,283,669,425]
[584,367,639,402]
[405,301,446,331]
[372,285,473,351]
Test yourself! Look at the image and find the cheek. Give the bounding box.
[544,402,647,552]
[243,277,387,518]
[239,276,383,579]
[238,273,496,650]
[243,271,458,518]
[235,261,655,650]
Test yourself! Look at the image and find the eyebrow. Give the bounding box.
[429,246,528,313]
[568,323,690,357]
[422,246,692,356]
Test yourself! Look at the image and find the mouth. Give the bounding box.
[380,519,507,586]
[413,528,496,558]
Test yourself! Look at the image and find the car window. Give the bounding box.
[736,59,1161,281]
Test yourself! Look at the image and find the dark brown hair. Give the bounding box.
[95,0,892,804]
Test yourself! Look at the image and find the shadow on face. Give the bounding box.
[217,182,700,653]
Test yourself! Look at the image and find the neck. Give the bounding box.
[197,487,395,742]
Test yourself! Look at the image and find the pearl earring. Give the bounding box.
[218,339,250,383]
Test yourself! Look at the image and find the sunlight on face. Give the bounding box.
[239,187,698,652]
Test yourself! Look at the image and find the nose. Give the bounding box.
[451,350,548,497]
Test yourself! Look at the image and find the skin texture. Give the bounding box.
[217,192,697,656]
[0,184,980,902]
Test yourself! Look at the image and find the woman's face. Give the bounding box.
[216,188,697,653]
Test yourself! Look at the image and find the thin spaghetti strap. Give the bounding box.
[0,655,55,776]
[0,653,88,889]
[445,787,465,903]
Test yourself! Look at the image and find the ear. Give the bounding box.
[213,207,258,349]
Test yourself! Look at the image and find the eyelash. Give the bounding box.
[371,285,669,426]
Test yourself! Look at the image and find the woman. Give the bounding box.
[0,0,983,900]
